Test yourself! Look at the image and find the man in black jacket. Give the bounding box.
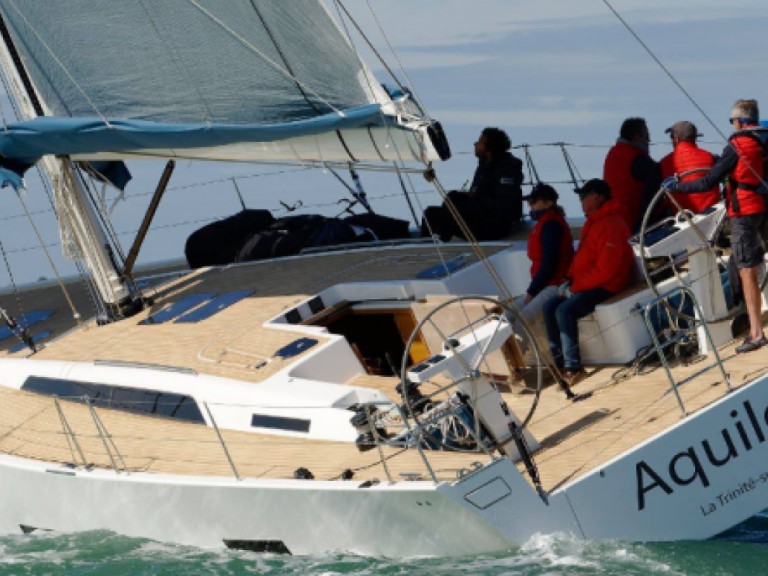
[421,127,523,241]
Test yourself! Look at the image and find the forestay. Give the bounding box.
[0,0,448,169]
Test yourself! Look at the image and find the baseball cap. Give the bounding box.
[576,178,611,199]
[665,120,701,141]
[522,183,559,203]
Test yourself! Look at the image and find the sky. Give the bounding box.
[2,0,768,286]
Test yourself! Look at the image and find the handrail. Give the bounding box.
[641,285,731,416]
[86,398,127,474]
[94,359,198,375]
[53,396,87,469]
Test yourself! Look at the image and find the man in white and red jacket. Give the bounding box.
[669,99,766,354]
[543,178,635,386]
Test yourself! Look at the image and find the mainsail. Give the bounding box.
[0,0,449,171]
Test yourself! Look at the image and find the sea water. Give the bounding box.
[1,514,766,576]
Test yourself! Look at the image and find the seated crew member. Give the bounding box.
[666,99,767,354]
[603,117,661,233]
[513,183,574,346]
[542,179,635,386]
[659,121,720,214]
[421,127,523,242]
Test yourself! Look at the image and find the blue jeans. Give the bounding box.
[543,288,613,370]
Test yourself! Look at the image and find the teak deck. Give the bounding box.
[0,244,760,493]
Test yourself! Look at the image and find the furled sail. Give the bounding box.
[0,0,449,173]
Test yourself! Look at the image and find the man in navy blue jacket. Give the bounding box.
[421,127,523,241]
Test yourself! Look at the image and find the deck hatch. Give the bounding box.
[273,338,317,359]
[174,290,253,323]
[140,292,216,325]
[416,258,467,279]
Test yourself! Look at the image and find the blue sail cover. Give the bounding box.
[0,1,417,171]
[0,105,391,166]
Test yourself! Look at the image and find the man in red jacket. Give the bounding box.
[542,178,636,385]
[603,117,661,232]
[659,121,720,214]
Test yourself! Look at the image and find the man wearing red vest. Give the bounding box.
[603,117,661,233]
[659,121,720,213]
[542,179,635,386]
[669,99,766,354]
[512,183,574,347]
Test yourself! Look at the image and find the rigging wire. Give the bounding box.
[601,0,726,143]
[332,1,408,98]
[14,190,82,326]
[392,162,420,227]
[361,0,431,120]
[330,0,381,106]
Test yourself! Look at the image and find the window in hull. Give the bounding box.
[21,376,205,424]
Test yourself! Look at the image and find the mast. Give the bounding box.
[0,12,134,317]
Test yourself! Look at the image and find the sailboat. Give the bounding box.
[0,0,765,558]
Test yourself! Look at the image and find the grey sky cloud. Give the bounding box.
[3,0,768,283]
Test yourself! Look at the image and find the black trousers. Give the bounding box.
[421,191,511,241]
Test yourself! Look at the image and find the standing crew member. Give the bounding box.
[666,99,767,354]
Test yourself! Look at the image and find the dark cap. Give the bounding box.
[665,120,701,141]
[576,178,611,199]
[522,183,559,203]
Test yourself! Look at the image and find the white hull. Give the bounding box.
[2,373,767,555]
[0,456,511,556]
[568,374,768,541]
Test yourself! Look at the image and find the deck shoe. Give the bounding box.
[562,368,588,387]
[735,335,767,354]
